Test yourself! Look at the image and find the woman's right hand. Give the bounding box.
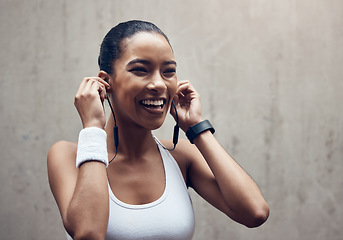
[74,77,110,129]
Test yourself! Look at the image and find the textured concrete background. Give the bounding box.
[1,0,342,239]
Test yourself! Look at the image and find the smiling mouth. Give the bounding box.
[140,99,166,109]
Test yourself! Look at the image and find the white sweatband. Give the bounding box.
[76,127,108,168]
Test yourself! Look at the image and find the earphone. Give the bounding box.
[105,94,179,164]
[167,100,180,151]
[106,94,119,164]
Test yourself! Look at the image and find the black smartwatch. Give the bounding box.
[186,120,215,144]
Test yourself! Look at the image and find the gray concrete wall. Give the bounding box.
[1,0,342,239]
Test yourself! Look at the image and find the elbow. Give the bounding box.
[73,229,106,240]
[245,204,270,228]
[64,222,106,240]
[64,200,108,240]
[63,216,107,240]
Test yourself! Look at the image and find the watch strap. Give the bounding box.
[186,120,215,144]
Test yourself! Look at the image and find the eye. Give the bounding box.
[129,67,148,76]
[163,68,176,78]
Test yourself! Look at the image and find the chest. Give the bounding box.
[106,151,195,240]
[107,154,166,205]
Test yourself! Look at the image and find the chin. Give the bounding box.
[145,118,165,131]
[150,122,164,131]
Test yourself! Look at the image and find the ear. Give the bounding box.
[98,70,114,94]
[98,70,110,83]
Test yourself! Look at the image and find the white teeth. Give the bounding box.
[142,99,164,106]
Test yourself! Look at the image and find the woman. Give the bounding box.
[47,20,269,240]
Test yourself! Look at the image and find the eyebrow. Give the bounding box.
[127,59,177,66]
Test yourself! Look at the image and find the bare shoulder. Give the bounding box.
[160,138,203,183]
[47,141,77,180]
[160,137,217,191]
[47,141,79,218]
[49,140,77,153]
[160,138,199,162]
[47,140,77,168]
[47,140,78,192]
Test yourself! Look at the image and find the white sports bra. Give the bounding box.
[106,138,195,239]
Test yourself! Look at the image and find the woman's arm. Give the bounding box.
[48,142,109,239]
[172,80,269,228]
[191,132,269,227]
[47,77,111,239]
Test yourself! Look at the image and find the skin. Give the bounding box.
[47,32,269,240]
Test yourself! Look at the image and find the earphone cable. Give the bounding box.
[106,95,118,164]
[158,100,179,151]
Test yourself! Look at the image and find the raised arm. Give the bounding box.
[47,77,110,240]
[171,80,269,228]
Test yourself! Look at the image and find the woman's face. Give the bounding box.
[110,32,177,130]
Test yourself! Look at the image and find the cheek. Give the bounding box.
[112,80,139,107]
[119,84,141,102]
[168,78,178,97]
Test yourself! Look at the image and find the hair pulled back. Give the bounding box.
[98,20,170,75]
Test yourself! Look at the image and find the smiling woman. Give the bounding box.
[47,20,269,240]
[104,31,178,131]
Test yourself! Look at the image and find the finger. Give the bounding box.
[92,77,110,97]
[75,79,100,104]
[89,80,107,102]
[83,78,98,94]
[97,82,107,102]
[76,77,92,97]
[83,78,106,93]
[176,85,195,102]
[175,81,195,96]
[177,80,190,86]
[78,77,109,93]
[177,80,193,89]
[95,77,110,89]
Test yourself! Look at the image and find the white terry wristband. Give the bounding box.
[76,127,108,168]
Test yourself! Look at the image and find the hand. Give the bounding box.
[171,80,203,132]
[74,77,110,129]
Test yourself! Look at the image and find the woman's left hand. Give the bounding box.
[171,80,203,132]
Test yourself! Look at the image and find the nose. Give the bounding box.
[146,72,167,94]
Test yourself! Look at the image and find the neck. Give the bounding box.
[105,115,157,160]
